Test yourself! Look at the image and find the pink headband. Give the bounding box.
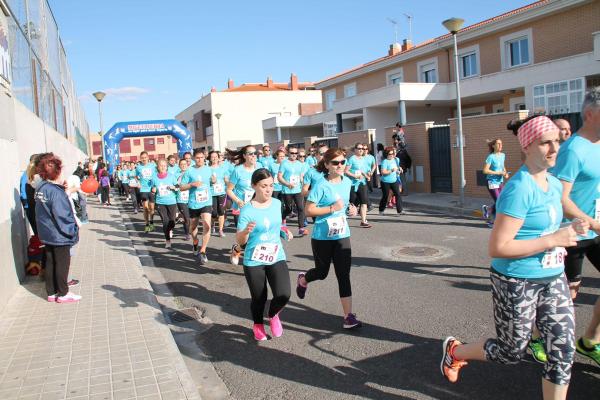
[517,116,559,149]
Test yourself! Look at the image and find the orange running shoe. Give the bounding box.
[441,336,468,383]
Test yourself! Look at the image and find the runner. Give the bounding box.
[297,148,362,329]
[378,147,404,215]
[270,150,285,201]
[305,145,317,168]
[127,161,140,213]
[120,163,131,201]
[167,154,180,176]
[151,159,178,248]
[258,145,273,170]
[482,138,509,227]
[136,151,157,232]
[552,87,600,367]
[115,165,125,197]
[236,168,293,341]
[209,151,227,237]
[441,115,587,400]
[345,143,371,228]
[175,158,191,241]
[179,149,214,264]
[363,144,376,210]
[227,145,259,264]
[183,151,193,167]
[278,146,307,236]
[302,144,327,199]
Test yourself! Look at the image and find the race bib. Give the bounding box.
[244,190,254,203]
[179,190,189,202]
[129,180,138,187]
[289,175,300,187]
[142,169,152,179]
[488,181,500,190]
[158,185,170,197]
[595,198,600,223]
[327,214,347,237]
[273,175,279,184]
[541,247,567,269]
[251,243,279,264]
[195,189,209,203]
[213,182,224,194]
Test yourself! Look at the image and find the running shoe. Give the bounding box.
[192,240,199,256]
[343,313,362,329]
[144,225,150,233]
[576,337,600,366]
[56,292,82,303]
[165,241,171,249]
[253,324,268,341]
[67,279,80,287]
[367,206,374,212]
[47,294,57,302]
[269,313,283,338]
[169,230,173,239]
[199,252,208,265]
[441,336,468,383]
[528,338,547,364]
[230,244,241,265]
[360,222,372,228]
[296,273,307,299]
[487,221,494,228]
[218,231,226,238]
[298,228,308,237]
[379,211,385,216]
[149,223,156,232]
[184,234,191,241]
[482,205,489,220]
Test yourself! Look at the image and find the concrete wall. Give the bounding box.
[337,129,374,150]
[0,87,87,313]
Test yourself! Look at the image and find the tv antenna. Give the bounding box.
[386,17,398,44]
[403,13,413,43]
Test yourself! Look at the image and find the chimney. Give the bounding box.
[210,86,217,92]
[290,73,299,90]
[267,76,274,88]
[401,39,413,52]
[227,78,234,89]
[388,43,401,56]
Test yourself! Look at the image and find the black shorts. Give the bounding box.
[189,206,212,219]
[350,182,368,206]
[564,236,600,283]
[140,191,155,203]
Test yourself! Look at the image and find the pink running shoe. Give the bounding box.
[269,314,283,338]
[56,292,82,303]
[47,294,57,302]
[253,324,268,341]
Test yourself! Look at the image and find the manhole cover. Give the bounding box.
[169,307,202,323]
[392,246,440,257]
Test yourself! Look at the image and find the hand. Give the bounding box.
[504,173,510,179]
[347,204,358,217]
[287,183,295,189]
[168,185,177,191]
[192,181,202,188]
[237,200,245,209]
[245,221,256,233]
[550,226,577,248]
[211,174,217,184]
[399,167,404,174]
[590,220,600,236]
[571,218,589,237]
[151,188,156,193]
[331,198,344,212]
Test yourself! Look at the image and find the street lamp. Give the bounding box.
[214,113,222,151]
[442,17,466,208]
[93,91,107,162]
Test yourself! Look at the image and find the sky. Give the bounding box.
[48,0,534,133]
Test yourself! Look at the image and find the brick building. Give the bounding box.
[89,132,179,162]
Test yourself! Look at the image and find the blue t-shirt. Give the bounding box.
[210,164,227,196]
[380,158,400,184]
[269,162,283,192]
[303,167,324,187]
[238,198,286,267]
[305,155,317,168]
[279,160,304,195]
[151,174,177,205]
[120,169,130,184]
[346,155,368,189]
[229,165,256,209]
[552,134,600,240]
[485,153,506,186]
[258,156,273,170]
[136,163,156,192]
[364,154,376,172]
[307,176,352,241]
[175,171,189,204]
[168,164,181,176]
[181,166,213,209]
[491,166,565,279]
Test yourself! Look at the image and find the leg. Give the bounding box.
[304,239,333,284]
[358,184,368,223]
[488,186,502,217]
[564,239,589,299]
[199,212,211,253]
[129,187,138,211]
[243,265,268,324]
[294,193,305,229]
[78,192,89,222]
[282,194,293,221]
[265,260,291,317]
[177,203,190,235]
[390,182,403,213]
[217,195,225,233]
[378,182,390,212]
[349,187,358,208]
[148,194,156,224]
[44,245,57,296]
[53,245,71,297]
[166,204,177,237]
[332,238,353,316]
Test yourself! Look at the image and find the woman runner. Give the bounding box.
[209,151,227,237]
[236,168,292,341]
[441,116,588,400]
[296,148,361,329]
[151,159,179,248]
[175,158,191,241]
[378,146,404,215]
[482,138,509,226]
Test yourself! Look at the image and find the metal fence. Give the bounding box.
[5,0,90,153]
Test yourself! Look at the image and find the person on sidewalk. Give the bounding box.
[441,116,587,400]
[99,170,111,206]
[236,168,292,341]
[35,153,81,303]
[482,138,509,227]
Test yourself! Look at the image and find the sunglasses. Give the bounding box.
[289,152,298,155]
[299,154,306,157]
[319,152,326,155]
[356,147,365,150]
[330,159,347,166]
[387,153,395,156]
[245,151,257,156]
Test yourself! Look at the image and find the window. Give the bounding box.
[119,139,131,153]
[501,29,533,69]
[92,141,102,156]
[158,154,165,159]
[325,90,336,111]
[157,137,165,144]
[144,138,156,151]
[417,58,438,83]
[386,67,404,86]
[533,78,585,115]
[133,139,141,146]
[461,53,477,78]
[344,83,356,98]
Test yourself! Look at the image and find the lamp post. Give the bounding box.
[442,17,465,208]
[92,91,107,162]
[214,113,222,151]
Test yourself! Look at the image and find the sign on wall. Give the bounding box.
[0,5,11,86]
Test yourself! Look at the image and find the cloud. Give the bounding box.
[78,86,151,102]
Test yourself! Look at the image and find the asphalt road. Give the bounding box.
[111,196,600,400]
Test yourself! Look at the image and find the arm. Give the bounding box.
[344,165,360,180]
[226,181,244,207]
[561,180,600,234]
[482,163,502,176]
[49,189,78,239]
[305,198,344,218]
[236,221,256,246]
[277,171,291,188]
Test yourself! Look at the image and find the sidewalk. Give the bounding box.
[0,201,201,400]
[370,191,488,217]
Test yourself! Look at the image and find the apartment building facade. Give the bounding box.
[88,132,180,162]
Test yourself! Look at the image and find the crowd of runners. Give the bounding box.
[22,87,600,399]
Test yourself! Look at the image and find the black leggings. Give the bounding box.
[350,183,368,207]
[176,202,190,235]
[564,236,600,283]
[306,238,352,298]
[243,261,291,324]
[282,193,305,228]
[100,186,110,204]
[44,244,71,297]
[211,195,226,217]
[157,204,177,240]
[379,181,403,212]
[129,186,140,210]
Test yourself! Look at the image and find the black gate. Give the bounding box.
[428,125,452,193]
[549,112,582,132]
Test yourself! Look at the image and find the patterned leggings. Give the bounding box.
[484,272,575,385]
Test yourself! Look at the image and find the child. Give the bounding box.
[100,170,111,206]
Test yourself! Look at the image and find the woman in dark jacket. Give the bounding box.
[35,153,81,303]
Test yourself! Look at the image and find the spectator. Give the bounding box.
[73,162,85,180]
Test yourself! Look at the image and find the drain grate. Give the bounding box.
[392,246,440,258]
[169,307,202,323]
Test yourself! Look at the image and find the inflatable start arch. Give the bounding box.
[103,119,193,173]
